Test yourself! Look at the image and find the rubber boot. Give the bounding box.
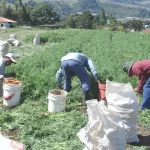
[82,90,90,106]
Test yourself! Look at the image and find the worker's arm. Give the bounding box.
[136,74,147,94]
[4,72,16,78]
[86,58,98,80]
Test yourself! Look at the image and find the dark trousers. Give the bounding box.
[61,60,91,92]
[141,77,150,110]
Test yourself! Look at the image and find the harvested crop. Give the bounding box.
[4,78,21,84]
[49,90,61,95]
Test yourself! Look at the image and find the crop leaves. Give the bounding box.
[1,28,150,149]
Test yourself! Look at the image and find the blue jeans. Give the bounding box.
[61,60,91,92]
[140,77,150,110]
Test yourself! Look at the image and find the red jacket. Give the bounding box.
[129,60,150,92]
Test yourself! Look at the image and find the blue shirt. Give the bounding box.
[56,52,98,86]
[0,58,5,79]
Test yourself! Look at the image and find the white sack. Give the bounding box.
[10,34,16,39]
[7,38,20,47]
[33,34,40,45]
[7,38,15,44]
[77,100,126,150]
[0,40,9,57]
[106,80,139,143]
[12,40,21,46]
[0,134,25,150]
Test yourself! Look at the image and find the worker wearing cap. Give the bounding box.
[0,53,16,97]
[56,52,99,105]
[123,60,150,110]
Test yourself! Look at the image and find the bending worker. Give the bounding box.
[56,52,99,105]
[0,53,16,97]
[123,60,150,110]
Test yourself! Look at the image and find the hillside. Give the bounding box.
[22,0,150,17]
[20,0,150,8]
[2,0,150,18]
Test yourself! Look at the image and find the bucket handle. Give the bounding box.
[3,94,14,100]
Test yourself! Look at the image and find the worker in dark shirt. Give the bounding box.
[123,60,150,110]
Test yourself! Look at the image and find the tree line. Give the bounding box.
[0,0,144,31]
[0,0,59,25]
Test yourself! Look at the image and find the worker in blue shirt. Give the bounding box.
[0,53,16,97]
[56,52,99,105]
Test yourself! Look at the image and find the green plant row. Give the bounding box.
[1,28,150,150]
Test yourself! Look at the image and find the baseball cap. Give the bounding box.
[5,53,17,63]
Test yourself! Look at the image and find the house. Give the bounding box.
[0,17,17,28]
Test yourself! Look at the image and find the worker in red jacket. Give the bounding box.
[123,60,150,110]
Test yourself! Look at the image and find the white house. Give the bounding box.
[0,17,17,28]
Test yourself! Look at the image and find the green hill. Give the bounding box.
[1,0,150,18]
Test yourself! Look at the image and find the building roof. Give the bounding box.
[0,17,16,23]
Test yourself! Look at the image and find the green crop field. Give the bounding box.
[0,27,150,150]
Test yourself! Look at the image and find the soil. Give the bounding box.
[77,105,87,113]
[127,125,150,149]
[142,29,150,33]
[1,128,20,139]
[136,125,150,146]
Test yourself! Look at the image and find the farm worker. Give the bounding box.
[56,52,99,105]
[0,53,16,97]
[123,60,150,110]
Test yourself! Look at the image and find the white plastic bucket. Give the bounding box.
[48,89,67,112]
[3,83,22,107]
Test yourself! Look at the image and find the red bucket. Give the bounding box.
[98,83,106,102]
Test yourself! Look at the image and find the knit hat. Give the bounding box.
[123,62,133,74]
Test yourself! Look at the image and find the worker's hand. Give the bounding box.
[96,80,100,84]
[10,71,16,77]
[58,84,63,90]
[3,94,14,100]
[134,88,142,94]
[3,77,6,82]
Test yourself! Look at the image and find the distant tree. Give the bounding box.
[122,19,144,31]
[30,3,59,25]
[5,5,13,18]
[77,11,93,29]
[109,14,116,24]
[65,14,79,28]
[0,0,13,18]
[92,15,99,29]
[14,2,18,11]
[15,1,30,25]
[18,0,22,7]
[109,14,118,31]
[22,4,30,24]
[100,7,107,26]
[0,0,7,17]
[132,20,144,31]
